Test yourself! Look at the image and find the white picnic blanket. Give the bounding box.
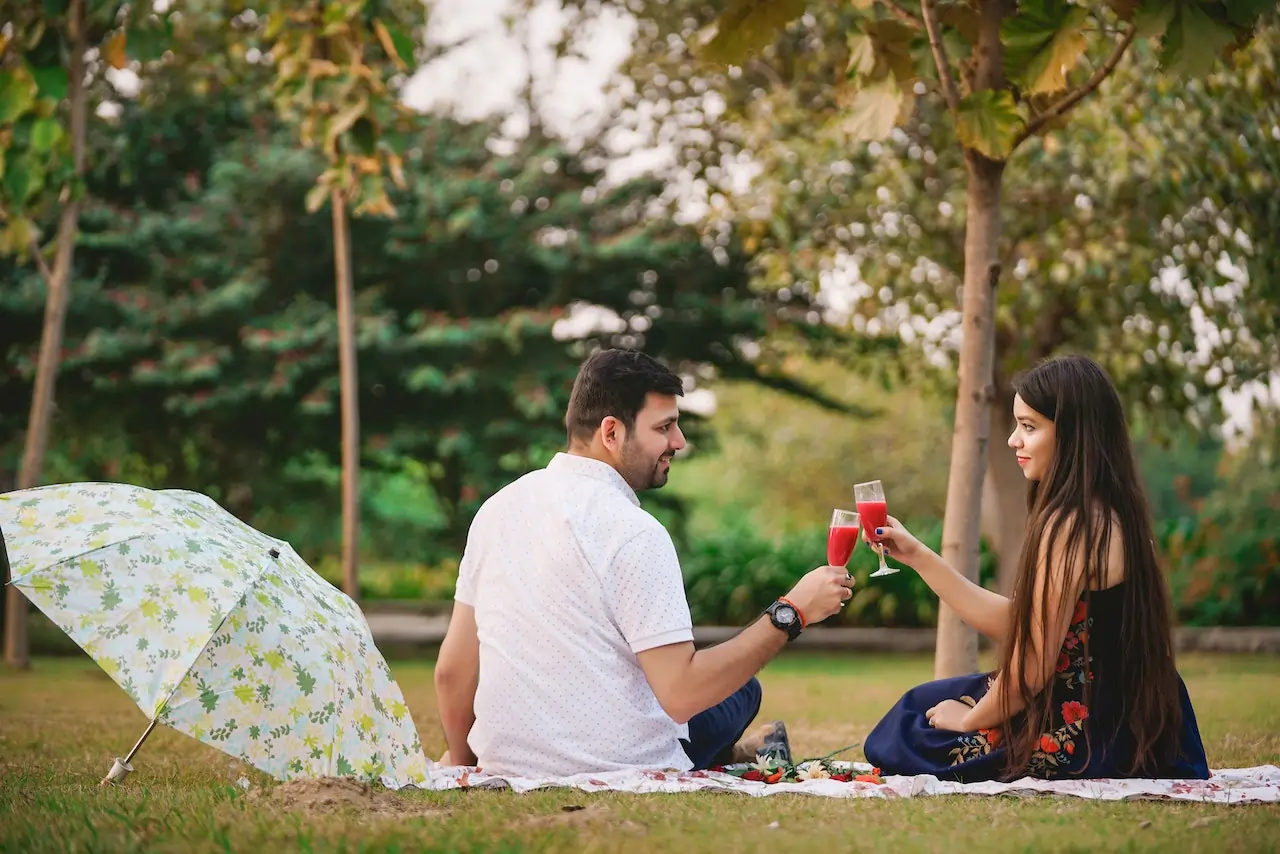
[397,762,1280,804]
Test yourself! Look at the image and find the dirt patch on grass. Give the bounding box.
[252,777,447,819]
[517,803,646,834]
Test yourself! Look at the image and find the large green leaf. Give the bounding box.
[0,68,38,124]
[1160,1,1237,76]
[699,0,808,65]
[1002,0,1090,95]
[373,19,415,70]
[3,155,42,205]
[30,117,63,153]
[840,75,906,141]
[956,89,1024,159]
[31,66,68,102]
[1135,0,1176,37]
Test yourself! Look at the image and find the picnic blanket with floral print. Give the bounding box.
[406,760,1280,804]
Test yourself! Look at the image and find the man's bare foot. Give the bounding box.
[729,721,792,765]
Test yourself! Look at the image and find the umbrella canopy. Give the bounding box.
[1,482,432,788]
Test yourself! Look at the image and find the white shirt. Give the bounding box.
[455,452,695,777]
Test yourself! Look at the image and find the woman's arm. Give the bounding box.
[873,517,1011,642]
[914,549,1012,643]
[960,519,1087,731]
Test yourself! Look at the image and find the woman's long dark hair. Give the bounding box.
[999,354,1182,776]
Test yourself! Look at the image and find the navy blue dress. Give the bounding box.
[864,584,1210,782]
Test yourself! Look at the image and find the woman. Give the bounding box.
[863,355,1209,782]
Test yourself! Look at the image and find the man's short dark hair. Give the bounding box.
[566,349,684,444]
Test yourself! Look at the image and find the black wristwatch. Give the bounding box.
[765,598,803,642]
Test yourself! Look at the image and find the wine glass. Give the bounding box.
[854,480,897,577]
[827,509,860,569]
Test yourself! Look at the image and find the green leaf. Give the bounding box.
[956,89,1024,159]
[699,0,808,65]
[30,117,62,153]
[3,156,43,204]
[0,69,37,124]
[127,19,174,63]
[1160,1,1237,76]
[846,33,877,79]
[1223,0,1275,28]
[350,117,377,156]
[1135,0,1176,38]
[305,183,331,214]
[840,75,906,142]
[373,19,415,70]
[1002,0,1089,95]
[864,19,917,84]
[31,66,68,102]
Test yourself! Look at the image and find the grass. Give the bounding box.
[2,652,1278,853]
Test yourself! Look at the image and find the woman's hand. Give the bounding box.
[869,515,931,569]
[925,699,974,733]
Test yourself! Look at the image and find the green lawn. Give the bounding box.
[2,652,1278,853]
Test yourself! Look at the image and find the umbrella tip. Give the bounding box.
[269,548,280,559]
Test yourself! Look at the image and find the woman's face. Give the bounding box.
[1008,393,1056,481]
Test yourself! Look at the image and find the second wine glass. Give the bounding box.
[854,480,898,577]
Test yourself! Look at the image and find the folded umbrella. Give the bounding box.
[0,482,432,788]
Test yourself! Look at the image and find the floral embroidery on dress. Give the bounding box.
[1030,598,1094,776]
[947,597,1094,775]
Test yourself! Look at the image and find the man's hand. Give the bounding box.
[783,565,855,625]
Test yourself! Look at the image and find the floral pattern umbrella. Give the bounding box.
[0,482,431,788]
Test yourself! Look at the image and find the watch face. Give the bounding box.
[775,605,796,625]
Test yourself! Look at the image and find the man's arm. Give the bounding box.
[634,564,854,724]
[434,601,479,766]
[635,617,787,724]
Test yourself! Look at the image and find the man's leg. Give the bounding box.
[681,677,790,769]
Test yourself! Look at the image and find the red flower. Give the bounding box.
[1073,601,1088,624]
[742,769,764,781]
[871,767,882,776]
[1063,633,1079,650]
[831,773,853,782]
[980,728,1003,747]
[1061,701,1089,725]
[1065,741,1075,755]
[1039,735,1060,753]
[1055,653,1071,672]
[854,774,885,785]
[1076,630,1089,645]
[765,770,784,784]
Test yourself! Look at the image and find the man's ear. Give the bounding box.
[600,415,624,452]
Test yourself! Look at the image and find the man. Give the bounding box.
[434,348,854,777]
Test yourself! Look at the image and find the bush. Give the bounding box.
[679,517,997,628]
[1164,434,1280,627]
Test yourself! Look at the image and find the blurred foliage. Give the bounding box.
[0,32,839,554]
[680,516,997,629]
[603,4,1279,433]
[1164,425,1280,627]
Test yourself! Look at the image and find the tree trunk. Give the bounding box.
[980,388,1027,595]
[332,191,360,602]
[4,0,89,671]
[935,153,1006,678]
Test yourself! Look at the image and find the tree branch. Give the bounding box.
[881,0,923,31]
[26,235,54,285]
[919,0,963,121]
[1016,24,1136,146]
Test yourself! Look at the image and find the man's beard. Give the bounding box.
[620,440,671,491]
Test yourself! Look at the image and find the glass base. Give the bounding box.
[869,565,899,577]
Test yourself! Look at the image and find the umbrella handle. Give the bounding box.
[100,719,157,787]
